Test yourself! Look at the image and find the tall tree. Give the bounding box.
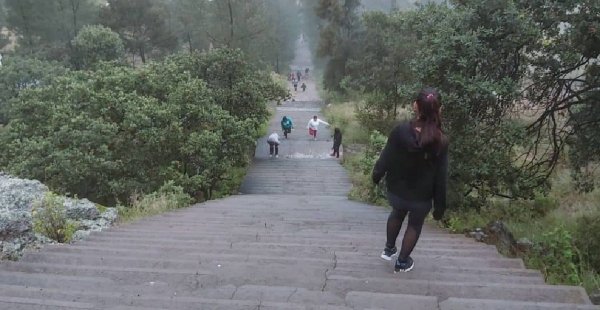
[100,0,177,64]
[71,25,125,69]
[169,0,210,53]
[0,0,8,50]
[168,0,300,71]
[4,0,99,56]
[315,0,361,91]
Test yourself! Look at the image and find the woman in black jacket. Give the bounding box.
[372,87,448,273]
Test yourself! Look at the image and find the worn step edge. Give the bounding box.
[327,275,591,304]
[72,240,501,257]
[345,291,439,310]
[0,296,95,309]
[439,297,598,309]
[0,284,352,310]
[30,245,521,268]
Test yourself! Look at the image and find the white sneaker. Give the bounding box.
[275,155,279,158]
[269,154,273,158]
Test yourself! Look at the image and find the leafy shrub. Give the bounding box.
[32,192,77,243]
[527,226,582,285]
[574,213,600,272]
[360,131,387,174]
[118,182,193,222]
[345,131,388,206]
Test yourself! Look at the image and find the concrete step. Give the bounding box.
[77,236,497,252]
[240,189,349,196]
[75,238,502,257]
[330,267,544,284]
[439,297,598,309]
[0,283,353,310]
[326,275,591,304]
[0,283,346,306]
[85,230,485,245]
[91,230,477,243]
[0,260,329,290]
[0,270,119,291]
[22,245,522,271]
[19,251,521,285]
[0,296,94,309]
[18,247,541,280]
[345,291,438,310]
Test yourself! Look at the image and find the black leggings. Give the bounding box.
[332,144,340,158]
[268,141,279,155]
[385,192,432,260]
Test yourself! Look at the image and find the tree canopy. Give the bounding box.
[0,50,286,205]
[308,0,600,206]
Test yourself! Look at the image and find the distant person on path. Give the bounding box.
[331,128,342,158]
[372,87,448,273]
[301,82,307,92]
[281,116,293,139]
[307,115,329,140]
[293,80,298,91]
[305,67,309,76]
[267,132,281,158]
[296,70,302,81]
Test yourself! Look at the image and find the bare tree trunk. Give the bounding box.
[140,47,146,63]
[70,0,80,39]
[390,0,398,12]
[187,32,193,53]
[227,0,234,46]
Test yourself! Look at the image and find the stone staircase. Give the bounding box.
[0,194,596,309]
[0,38,597,309]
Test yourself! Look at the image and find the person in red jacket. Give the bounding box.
[372,87,448,273]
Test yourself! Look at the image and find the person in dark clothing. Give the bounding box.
[331,128,342,158]
[372,87,448,273]
[301,82,307,92]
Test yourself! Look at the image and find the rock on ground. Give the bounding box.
[0,173,117,260]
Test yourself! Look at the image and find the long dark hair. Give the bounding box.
[413,87,446,154]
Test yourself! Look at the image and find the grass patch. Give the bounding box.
[117,181,193,223]
[323,101,370,145]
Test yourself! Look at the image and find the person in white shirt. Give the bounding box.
[307,115,329,140]
[267,132,280,158]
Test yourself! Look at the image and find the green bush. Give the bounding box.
[344,131,389,206]
[360,131,387,174]
[526,226,582,285]
[118,182,193,222]
[574,213,600,273]
[32,192,78,243]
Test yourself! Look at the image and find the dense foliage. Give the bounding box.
[312,0,600,208]
[0,49,286,206]
[0,56,68,124]
[70,25,125,69]
[0,0,301,71]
